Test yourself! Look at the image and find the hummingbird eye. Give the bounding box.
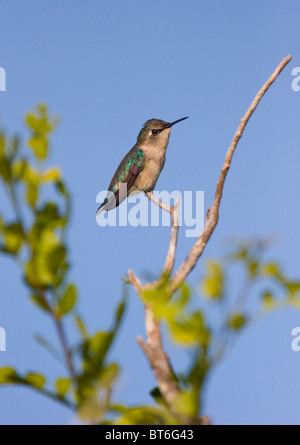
[152,129,158,135]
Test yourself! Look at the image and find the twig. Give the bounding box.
[128,269,143,294]
[163,198,179,276]
[53,309,77,380]
[146,192,179,277]
[146,191,173,214]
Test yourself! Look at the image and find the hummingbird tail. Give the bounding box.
[96,188,122,215]
[96,198,108,215]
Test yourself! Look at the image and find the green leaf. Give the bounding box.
[26,183,39,207]
[35,202,63,229]
[30,293,51,313]
[41,167,61,182]
[25,231,64,288]
[183,350,210,397]
[262,291,275,310]
[75,315,88,338]
[174,389,198,419]
[57,284,77,317]
[97,363,119,389]
[56,180,69,197]
[25,113,40,132]
[0,367,19,384]
[263,263,283,280]
[227,313,247,331]
[46,244,67,276]
[0,156,12,183]
[248,260,259,279]
[25,256,53,289]
[25,372,46,390]
[0,133,5,156]
[114,295,127,327]
[180,283,191,304]
[114,405,176,426]
[25,105,59,160]
[2,223,24,255]
[168,311,210,347]
[12,159,28,181]
[201,261,224,300]
[286,281,300,295]
[55,377,71,397]
[28,136,48,160]
[22,163,39,184]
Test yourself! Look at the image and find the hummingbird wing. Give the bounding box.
[96,147,145,214]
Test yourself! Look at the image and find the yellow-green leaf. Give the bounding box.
[26,183,38,207]
[46,245,66,276]
[75,315,88,338]
[0,133,5,156]
[41,167,61,183]
[30,293,51,313]
[263,263,283,280]
[201,261,224,300]
[55,377,71,397]
[12,159,28,181]
[0,367,18,384]
[262,291,275,310]
[3,223,24,254]
[28,136,48,160]
[174,390,198,419]
[25,256,53,288]
[25,372,46,389]
[0,156,12,183]
[57,284,77,317]
[227,313,247,331]
[97,363,119,388]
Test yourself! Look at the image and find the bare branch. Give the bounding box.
[169,54,292,294]
[137,306,180,404]
[146,192,179,281]
[146,191,172,213]
[137,305,202,424]
[163,198,179,276]
[128,269,143,294]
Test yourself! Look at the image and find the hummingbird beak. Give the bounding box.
[164,116,189,129]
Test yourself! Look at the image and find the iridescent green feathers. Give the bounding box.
[96,147,145,214]
[108,148,145,191]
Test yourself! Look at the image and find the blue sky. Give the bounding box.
[0,0,300,425]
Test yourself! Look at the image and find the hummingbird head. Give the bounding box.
[137,117,188,149]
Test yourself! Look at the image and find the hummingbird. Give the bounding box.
[96,116,188,215]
